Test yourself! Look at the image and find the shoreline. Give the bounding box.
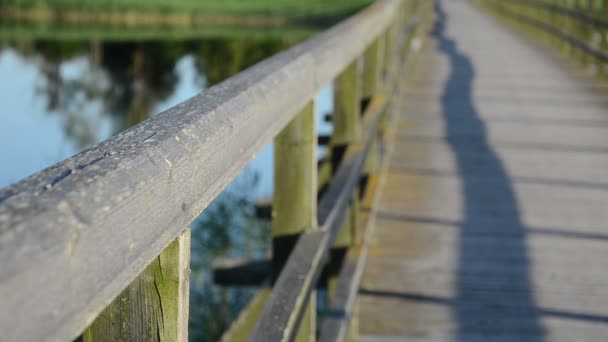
[0,6,353,28]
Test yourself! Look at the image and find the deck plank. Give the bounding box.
[359,1,608,341]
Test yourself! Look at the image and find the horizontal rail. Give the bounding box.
[248,5,423,335]
[484,0,608,62]
[0,1,400,340]
[250,109,376,342]
[508,0,608,28]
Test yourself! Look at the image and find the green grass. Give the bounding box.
[3,0,374,17]
[0,23,317,41]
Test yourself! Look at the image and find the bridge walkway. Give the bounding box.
[359,0,608,341]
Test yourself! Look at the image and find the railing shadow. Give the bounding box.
[433,0,545,340]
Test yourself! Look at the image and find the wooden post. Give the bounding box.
[364,132,381,178]
[326,60,363,305]
[601,0,608,77]
[84,229,191,342]
[333,60,362,147]
[331,59,362,249]
[327,61,363,297]
[384,25,395,80]
[362,37,385,105]
[272,101,317,342]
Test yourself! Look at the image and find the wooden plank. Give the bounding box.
[254,198,272,220]
[251,231,328,342]
[360,1,608,340]
[213,258,270,287]
[0,1,401,341]
[83,229,190,342]
[318,135,331,145]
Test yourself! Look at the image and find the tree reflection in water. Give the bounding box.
[190,172,270,341]
[1,35,293,340]
[11,37,295,151]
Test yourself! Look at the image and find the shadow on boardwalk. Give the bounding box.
[433,0,545,340]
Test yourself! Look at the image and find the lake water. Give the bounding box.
[0,38,333,194]
[0,36,333,340]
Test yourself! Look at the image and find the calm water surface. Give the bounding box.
[0,38,333,192]
[0,36,333,340]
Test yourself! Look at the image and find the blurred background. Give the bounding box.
[0,0,372,340]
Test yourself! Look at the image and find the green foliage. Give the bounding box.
[3,0,373,17]
[196,37,294,86]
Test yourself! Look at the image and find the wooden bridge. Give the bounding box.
[1,0,608,341]
[358,0,608,341]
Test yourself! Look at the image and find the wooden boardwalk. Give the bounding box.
[359,1,608,341]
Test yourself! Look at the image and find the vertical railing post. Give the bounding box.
[559,0,569,55]
[365,27,397,187]
[272,101,318,342]
[601,0,608,77]
[568,0,577,58]
[582,0,594,68]
[84,229,191,342]
[333,60,362,145]
[330,59,362,256]
[384,23,396,80]
[362,38,385,110]
[325,58,363,339]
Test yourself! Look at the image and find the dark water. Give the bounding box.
[0,35,333,340]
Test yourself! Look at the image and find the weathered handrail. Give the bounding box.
[507,0,608,28]
[480,0,608,62]
[0,0,422,341]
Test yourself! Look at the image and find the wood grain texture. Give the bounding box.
[363,37,385,99]
[251,134,371,341]
[252,57,394,342]
[273,101,317,237]
[484,0,608,61]
[332,59,363,249]
[332,60,362,146]
[319,8,428,338]
[360,1,608,340]
[0,1,400,341]
[273,100,317,342]
[84,229,190,342]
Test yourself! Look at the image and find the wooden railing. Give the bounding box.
[479,0,608,67]
[0,0,428,341]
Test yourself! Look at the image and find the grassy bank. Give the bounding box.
[1,0,373,17]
